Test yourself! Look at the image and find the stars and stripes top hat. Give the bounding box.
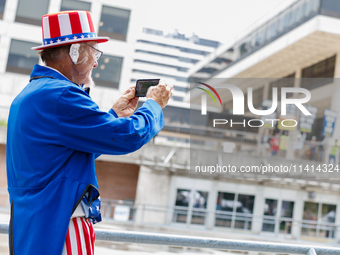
[32,10,109,50]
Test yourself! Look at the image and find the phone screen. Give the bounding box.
[135,79,160,97]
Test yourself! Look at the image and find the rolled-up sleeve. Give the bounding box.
[57,86,164,155]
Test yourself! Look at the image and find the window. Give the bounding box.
[142,28,163,36]
[301,55,335,90]
[135,49,199,64]
[280,201,295,233]
[262,199,294,234]
[172,96,184,102]
[239,41,250,56]
[60,0,91,12]
[173,189,190,223]
[302,202,336,239]
[191,191,208,225]
[215,192,255,230]
[250,86,264,109]
[283,12,291,29]
[301,2,308,18]
[136,40,210,56]
[268,73,295,100]
[173,86,187,93]
[133,59,189,73]
[93,54,123,89]
[99,6,130,41]
[6,39,39,75]
[296,5,302,23]
[173,189,209,225]
[291,7,299,24]
[195,38,220,48]
[0,0,6,19]
[15,0,49,26]
[306,0,314,16]
[132,69,188,82]
[321,0,340,18]
[215,192,234,227]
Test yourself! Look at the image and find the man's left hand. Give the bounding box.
[112,87,139,117]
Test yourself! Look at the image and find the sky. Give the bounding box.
[137,0,298,43]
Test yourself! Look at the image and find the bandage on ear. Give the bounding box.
[69,44,81,64]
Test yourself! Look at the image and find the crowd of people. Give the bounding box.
[259,130,339,164]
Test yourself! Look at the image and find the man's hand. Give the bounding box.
[112,87,139,117]
[146,80,173,108]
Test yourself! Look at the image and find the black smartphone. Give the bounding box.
[135,79,160,97]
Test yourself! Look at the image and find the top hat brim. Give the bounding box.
[31,36,110,50]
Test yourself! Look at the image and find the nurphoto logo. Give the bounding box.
[196,83,312,129]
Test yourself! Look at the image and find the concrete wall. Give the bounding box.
[134,165,171,225]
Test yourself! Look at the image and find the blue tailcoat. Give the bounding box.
[6,65,164,254]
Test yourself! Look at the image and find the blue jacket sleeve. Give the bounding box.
[57,86,164,155]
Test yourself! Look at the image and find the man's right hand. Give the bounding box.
[146,80,173,108]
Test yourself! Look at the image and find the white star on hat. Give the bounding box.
[73,36,77,40]
[65,37,69,41]
[57,39,61,43]
[81,35,85,39]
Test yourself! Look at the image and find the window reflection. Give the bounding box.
[262,199,277,232]
[215,192,235,228]
[321,0,340,18]
[303,202,318,221]
[60,0,91,11]
[262,199,294,234]
[235,195,254,230]
[280,201,294,234]
[215,192,255,231]
[15,0,49,26]
[173,189,190,223]
[0,0,5,19]
[301,55,335,90]
[93,54,123,89]
[268,73,295,99]
[173,189,209,225]
[321,204,336,223]
[6,39,39,75]
[99,6,130,41]
[320,204,336,238]
[191,191,208,225]
[301,202,336,239]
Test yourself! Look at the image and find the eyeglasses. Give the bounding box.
[84,43,103,61]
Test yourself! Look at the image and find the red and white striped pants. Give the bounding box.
[62,217,95,255]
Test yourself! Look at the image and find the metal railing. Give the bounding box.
[99,201,340,244]
[1,221,340,254]
[154,130,338,165]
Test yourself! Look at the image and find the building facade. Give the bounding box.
[164,0,340,244]
[1,0,340,249]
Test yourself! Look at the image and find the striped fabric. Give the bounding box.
[41,11,96,46]
[42,11,95,39]
[32,10,109,50]
[62,217,95,255]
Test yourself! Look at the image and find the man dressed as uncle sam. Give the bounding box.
[6,10,173,255]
